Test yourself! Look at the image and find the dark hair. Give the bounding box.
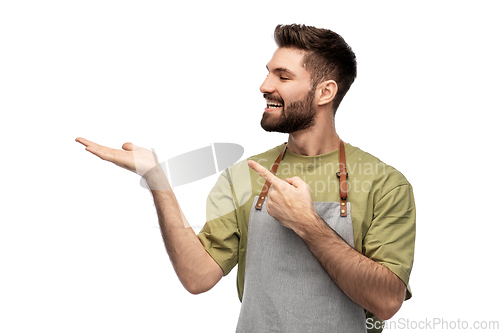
[274,24,357,112]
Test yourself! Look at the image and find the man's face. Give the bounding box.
[260,47,317,133]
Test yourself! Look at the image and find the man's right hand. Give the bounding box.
[75,137,169,189]
[75,137,155,175]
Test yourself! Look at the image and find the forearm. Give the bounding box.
[296,215,406,320]
[147,174,222,294]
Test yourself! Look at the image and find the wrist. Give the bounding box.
[294,210,323,239]
[144,167,171,191]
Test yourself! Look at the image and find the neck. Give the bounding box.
[286,114,340,156]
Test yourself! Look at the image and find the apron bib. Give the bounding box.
[236,141,367,333]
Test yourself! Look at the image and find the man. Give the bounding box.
[76,24,415,333]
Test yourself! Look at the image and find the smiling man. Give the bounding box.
[200,25,415,333]
[76,24,415,333]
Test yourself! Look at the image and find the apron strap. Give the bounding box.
[255,144,287,210]
[254,140,348,217]
[337,140,348,217]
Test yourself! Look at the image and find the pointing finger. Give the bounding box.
[247,159,283,186]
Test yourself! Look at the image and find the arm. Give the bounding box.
[148,186,223,294]
[248,160,406,320]
[75,137,223,294]
[295,214,406,321]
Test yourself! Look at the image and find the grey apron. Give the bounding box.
[236,141,367,333]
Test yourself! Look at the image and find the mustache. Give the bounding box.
[263,94,284,105]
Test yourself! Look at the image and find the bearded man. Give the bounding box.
[76,24,416,333]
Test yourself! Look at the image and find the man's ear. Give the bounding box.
[317,80,338,106]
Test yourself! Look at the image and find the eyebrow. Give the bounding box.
[266,65,296,77]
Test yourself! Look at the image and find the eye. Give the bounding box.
[280,76,290,81]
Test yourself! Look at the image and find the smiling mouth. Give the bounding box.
[266,99,283,110]
[264,93,284,111]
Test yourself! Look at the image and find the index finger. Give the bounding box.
[75,137,117,162]
[75,137,99,148]
[247,160,283,186]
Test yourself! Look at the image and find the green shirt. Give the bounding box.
[198,143,416,328]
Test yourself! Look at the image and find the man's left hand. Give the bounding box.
[248,160,318,231]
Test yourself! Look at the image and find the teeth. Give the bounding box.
[267,101,283,108]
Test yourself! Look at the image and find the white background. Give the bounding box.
[1,1,499,332]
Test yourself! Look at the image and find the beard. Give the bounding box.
[260,89,316,134]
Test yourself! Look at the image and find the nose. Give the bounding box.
[260,75,275,94]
